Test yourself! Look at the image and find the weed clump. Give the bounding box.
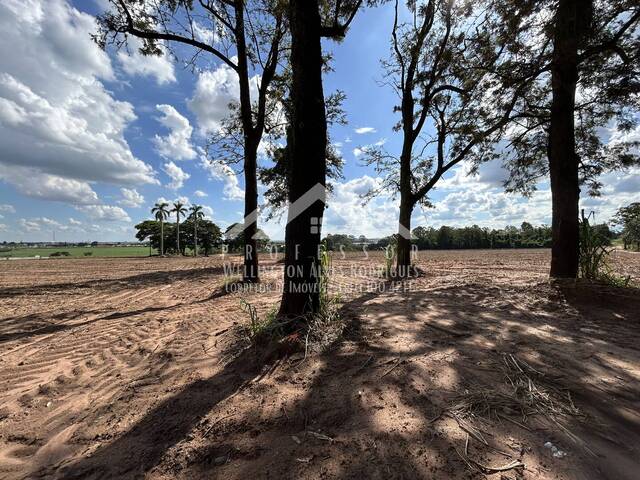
[579,212,631,287]
[239,242,345,355]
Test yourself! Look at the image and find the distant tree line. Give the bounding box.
[324,222,616,251]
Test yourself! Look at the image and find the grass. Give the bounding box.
[0,246,151,258]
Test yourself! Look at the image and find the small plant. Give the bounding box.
[383,243,397,278]
[240,299,281,342]
[579,212,631,287]
[50,251,70,257]
[83,252,93,257]
[303,241,345,352]
[318,241,332,308]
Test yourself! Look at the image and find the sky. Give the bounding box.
[0,0,638,243]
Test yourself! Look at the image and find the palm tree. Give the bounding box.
[151,202,170,256]
[172,201,188,255]
[189,204,204,257]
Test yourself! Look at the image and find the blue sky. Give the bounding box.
[0,0,638,242]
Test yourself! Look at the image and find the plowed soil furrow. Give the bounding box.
[1,252,639,480]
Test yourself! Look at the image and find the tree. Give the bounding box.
[478,0,640,277]
[224,223,270,251]
[151,202,170,255]
[613,202,640,250]
[95,0,286,282]
[172,201,188,254]
[136,219,221,255]
[364,0,532,274]
[277,0,366,319]
[196,221,223,255]
[189,205,204,257]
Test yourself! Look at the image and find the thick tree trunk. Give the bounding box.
[194,221,198,257]
[396,136,414,274]
[278,0,327,318]
[396,195,413,275]
[548,0,581,278]
[160,220,164,256]
[243,141,260,282]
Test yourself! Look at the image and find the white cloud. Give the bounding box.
[69,217,82,225]
[355,127,377,134]
[19,219,41,232]
[117,37,176,85]
[76,205,131,222]
[201,205,214,218]
[353,138,386,158]
[200,156,243,200]
[0,224,7,232]
[0,165,100,204]
[0,0,157,206]
[193,190,208,198]
[188,63,260,135]
[163,161,190,190]
[192,22,217,45]
[0,204,15,214]
[153,104,197,160]
[156,196,189,207]
[320,175,398,238]
[439,159,509,192]
[118,188,145,208]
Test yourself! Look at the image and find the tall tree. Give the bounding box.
[151,202,170,256]
[96,0,286,282]
[479,0,640,278]
[189,204,204,256]
[364,0,532,273]
[172,201,188,254]
[547,0,592,277]
[278,0,366,318]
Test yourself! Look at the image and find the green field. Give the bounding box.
[0,246,152,258]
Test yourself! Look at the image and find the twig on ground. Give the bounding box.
[352,355,374,376]
[381,358,404,377]
[203,412,238,437]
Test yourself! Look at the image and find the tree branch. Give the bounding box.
[116,0,238,71]
[579,8,640,63]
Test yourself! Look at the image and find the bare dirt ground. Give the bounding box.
[1,249,639,479]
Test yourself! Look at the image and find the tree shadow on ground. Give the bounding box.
[45,343,272,479]
[200,281,640,479]
[0,265,236,299]
[39,279,640,480]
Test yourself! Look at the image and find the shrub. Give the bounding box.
[579,213,631,287]
[50,251,70,257]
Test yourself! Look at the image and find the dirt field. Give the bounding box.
[1,249,639,479]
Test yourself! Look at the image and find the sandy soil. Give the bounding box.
[0,249,639,479]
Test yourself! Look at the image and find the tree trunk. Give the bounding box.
[234,3,260,283]
[194,221,198,257]
[548,0,582,278]
[396,196,414,275]
[176,220,180,254]
[243,140,260,282]
[278,0,327,318]
[160,219,164,256]
[396,148,414,274]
